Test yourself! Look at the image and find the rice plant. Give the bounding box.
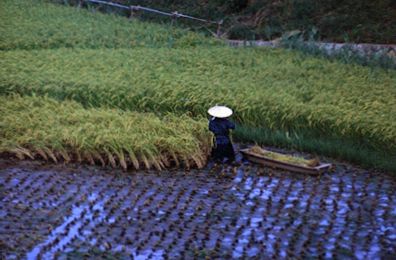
[0,95,212,170]
[1,47,395,154]
[1,0,395,172]
[0,0,221,50]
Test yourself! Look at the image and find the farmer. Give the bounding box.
[208,105,235,162]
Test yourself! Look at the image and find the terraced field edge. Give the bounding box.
[0,95,212,170]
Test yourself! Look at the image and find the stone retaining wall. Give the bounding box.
[227,40,396,60]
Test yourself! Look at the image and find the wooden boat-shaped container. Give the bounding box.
[240,148,331,175]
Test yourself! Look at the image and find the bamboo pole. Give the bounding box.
[84,0,219,24]
[216,20,223,38]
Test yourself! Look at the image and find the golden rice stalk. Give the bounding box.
[84,151,95,165]
[36,148,48,161]
[117,151,127,171]
[92,151,106,167]
[250,145,269,155]
[12,149,25,160]
[160,155,170,168]
[12,147,34,160]
[144,149,161,170]
[22,147,35,159]
[141,153,150,170]
[182,155,190,169]
[106,150,117,168]
[128,151,140,170]
[76,150,82,162]
[59,149,71,163]
[170,151,180,167]
[150,156,162,171]
[44,147,58,163]
[1,96,212,171]
[191,154,204,169]
[306,158,320,167]
[157,158,165,169]
[196,153,207,165]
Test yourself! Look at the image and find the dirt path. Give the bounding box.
[1,157,395,259]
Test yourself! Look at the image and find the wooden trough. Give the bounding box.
[240,148,332,175]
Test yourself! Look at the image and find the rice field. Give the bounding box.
[0,95,212,170]
[0,0,395,171]
[1,48,395,153]
[2,160,396,258]
[1,1,396,258]
[0,0,220,50]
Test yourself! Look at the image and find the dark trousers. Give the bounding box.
[211,140,235,162]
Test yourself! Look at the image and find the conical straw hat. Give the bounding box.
[207,105,233,118]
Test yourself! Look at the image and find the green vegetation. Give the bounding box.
[98,0,396,43]
[0,95,211,170]
[234,126,396,172]
[0,0,220,50]
[1,0,395,172]
[281,37,396,70]
[1,48,395,154]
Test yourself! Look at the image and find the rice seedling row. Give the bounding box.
[1,160,395,258]
[0,95,212,170]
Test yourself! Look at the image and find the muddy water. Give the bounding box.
[1,158,395,259]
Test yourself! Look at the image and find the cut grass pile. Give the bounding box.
[1,48,395,154]
[0,95,212,170]
[0,0,220,50]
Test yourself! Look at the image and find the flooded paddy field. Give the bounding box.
[1,157,396,259]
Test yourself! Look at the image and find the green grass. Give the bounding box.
[110,0,396,44]
[234,126,396,172]
[0,0,220,50]
[0,95,212,170]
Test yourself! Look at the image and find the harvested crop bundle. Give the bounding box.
[248,145,319,167]
[0,95,212,170]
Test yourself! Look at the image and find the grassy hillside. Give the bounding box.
[112,0,396,43]
[0,0,220,50]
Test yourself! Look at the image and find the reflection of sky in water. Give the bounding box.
[27,204,86,259]
[8,163,393,259]
[27,193,107,259]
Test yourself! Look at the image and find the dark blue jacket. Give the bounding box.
[209,118,235,145]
